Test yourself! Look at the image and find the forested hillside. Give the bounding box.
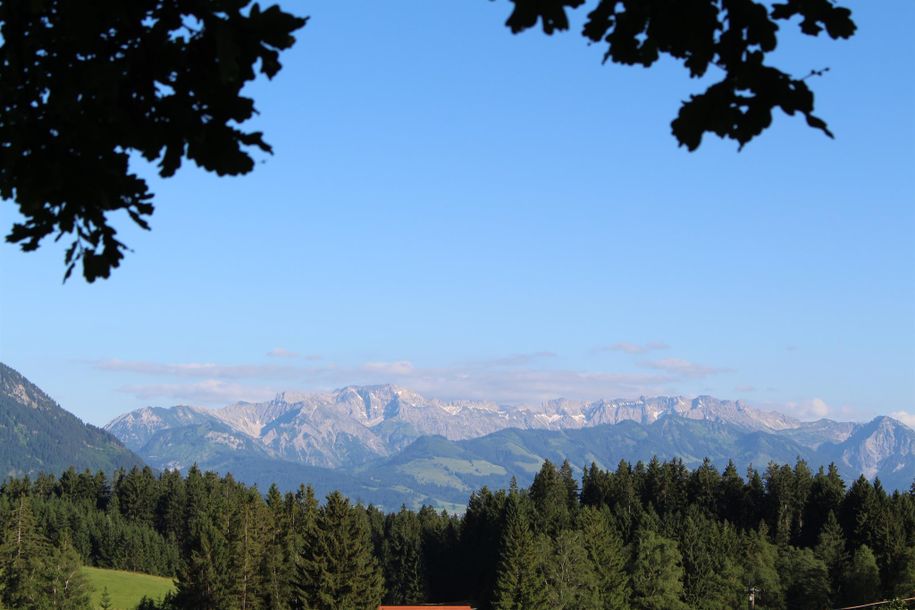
[0,363,145,477]
[1,459,914,609]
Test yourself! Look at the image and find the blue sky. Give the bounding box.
[1,1,913,427]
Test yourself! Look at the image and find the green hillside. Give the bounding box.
[0,362,144,478]
[83,567,175,610]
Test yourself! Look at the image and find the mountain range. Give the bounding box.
[0,363,144,478]
[1,361,911,510]
[104,383,915,510]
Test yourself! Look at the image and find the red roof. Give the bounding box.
[379,606,474,610]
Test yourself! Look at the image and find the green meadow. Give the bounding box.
[82,566,175,610]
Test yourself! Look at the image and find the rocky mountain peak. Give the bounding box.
[0,362,55,410]
[103,384,915,489]
[828,416,915,480]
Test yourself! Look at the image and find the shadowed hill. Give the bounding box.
[0,362,144,477]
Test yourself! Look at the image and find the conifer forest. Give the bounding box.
[1,459,913,609]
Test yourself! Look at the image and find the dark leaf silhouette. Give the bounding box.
[0,0,306,281]
[504,0,854,150]
[0,1,854,281]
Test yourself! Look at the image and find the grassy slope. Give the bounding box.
[83,566,175,610]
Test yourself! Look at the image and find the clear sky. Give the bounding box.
[1,1,913,427]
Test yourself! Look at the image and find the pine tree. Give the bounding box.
[544,529,601,610]
[155,469,187,543]
[610,460,642,541]
[870,487,907,593]
[529,460,574,536]
[764,463,797,546]
[791,459,814,543]
[0,496,51,609]
[382,507,425,604]
[558,461,580,515]
[744,467,767,531]
[629,529,688,610]
[801,464,846,547]
[688,458,720,517]
[889,545,915,599]
[779,546,831,610]
[717,460,745,525]
[417,506,461,602]
[459,487,509,606]
[295,492,383,610]
[492,495,548,610]
[581,463,611,508]
[228,489,266,610]
[741,525,784,610]
[577,506,630,609]
[99,586,113,610]
[364,504,386,562]
[174,520,235,610]
[259,485,294,610]
[814,510,847,596]
[842,476,878,549]
[679,513,742,610]
[843,545,881,605]
[46,533,92,610]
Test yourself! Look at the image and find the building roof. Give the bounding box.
[378,606,474,610]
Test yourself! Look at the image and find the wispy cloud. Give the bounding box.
[344,364,674,403]
[114,365,675,407]
[362,361,415,375]
[100,353,680,406]
[267,347,299,359]
[99,348,739,407]
[265,348,319,360]
[478,352,558,367]
[890,411,915,429]
[785,397,831,420]
[593,342,669,355]
[120,380,277,405]
[734,384,756,392]
[639,358,727,379]
[95,359,308,379]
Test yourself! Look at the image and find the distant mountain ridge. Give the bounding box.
[104,384,915,509]
[4,362,910,512]
[106,385,800,469]
[0,363,144,477]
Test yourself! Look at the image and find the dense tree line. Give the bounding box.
[1,459,914,609]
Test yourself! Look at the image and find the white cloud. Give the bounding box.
[639,358,727,379]
[890,411,915,429]
[341,363,674,403]
[266,348,321,360]
[785,397,831,420]
[267,348,298,359]
[120,380,276,406]
[595,342,669,355]
[362,361,415,375]
[735,385,756,392]
[96,359,308,379]
[100,350,731,406]
[477,352,558,367]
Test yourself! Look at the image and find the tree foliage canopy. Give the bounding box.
[0,1,856,282]
[505,0,855,150]
[1,459,914,608]
[0,0,306,281]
